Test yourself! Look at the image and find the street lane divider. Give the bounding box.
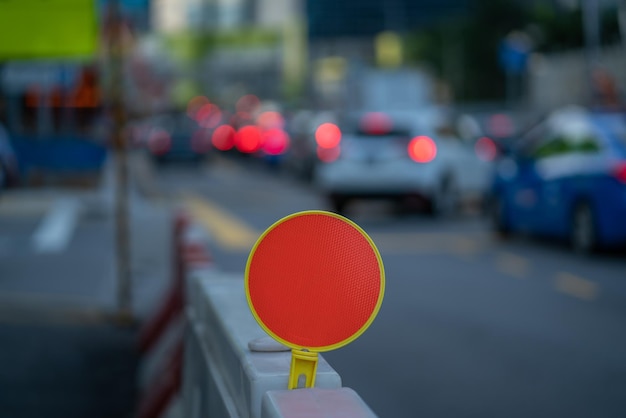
[495,251,530,279]
[555,272,599,301]
[182,273,378,418]
[183,192,259,250]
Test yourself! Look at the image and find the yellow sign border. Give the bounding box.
[245,210,385,352]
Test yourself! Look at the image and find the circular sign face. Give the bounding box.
[245,211,385,352]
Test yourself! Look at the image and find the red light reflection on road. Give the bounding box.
[408,136,437,163]
[317,145,341,162]
[212,125,236,151]
[315,123,341,149]
[236,126,262,153]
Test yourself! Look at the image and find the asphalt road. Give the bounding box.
[154,156,626,418]
[0,158,172,418]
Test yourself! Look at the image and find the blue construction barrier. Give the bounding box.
[10,135,108,177]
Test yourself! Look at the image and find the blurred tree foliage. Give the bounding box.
[404,0,622,103]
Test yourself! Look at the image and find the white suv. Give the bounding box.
[313,110,494,215]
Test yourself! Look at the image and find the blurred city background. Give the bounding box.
[0,0,625,417]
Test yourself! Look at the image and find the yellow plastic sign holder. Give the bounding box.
[289,349,319,389]
[245,210,385,390]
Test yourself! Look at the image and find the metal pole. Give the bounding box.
[108,0,133,323]
[582,0,601,103]
[619,0,626,50]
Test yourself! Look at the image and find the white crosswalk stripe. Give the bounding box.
[32,198,81,253]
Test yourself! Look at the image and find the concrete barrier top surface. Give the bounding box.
[192,273,342,376]
[187,271,348,418]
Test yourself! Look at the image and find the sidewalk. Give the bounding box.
[0,151,173,418]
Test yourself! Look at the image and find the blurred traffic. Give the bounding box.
[1,0,626,417]
[490,106,626,254]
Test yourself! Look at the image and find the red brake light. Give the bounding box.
[262,128,290,155]
[148,129,171,155]
[408,136,437,163]
[475,136,497,161]
[196,103,222,128]
[614,162,626,183]
[212,125,236,151]
[235,125,262,153]
[360,112,392,135]
[315,123,341,149]
[257,111,285,130]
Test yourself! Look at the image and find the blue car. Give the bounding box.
[490,106,626,254]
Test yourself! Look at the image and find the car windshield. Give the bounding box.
[341,122,411,140]
[352,128,411,139]
[592,113,626,152]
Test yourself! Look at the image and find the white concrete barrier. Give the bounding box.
[262,388,377,418]
[182,270,378,418]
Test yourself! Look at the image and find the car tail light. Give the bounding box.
[257,111,285,130]
[196,103,222,128]
[475,136,497,161]
[614,162,626,183]
[408,136,437,163]
[235,125,263,154]
[262,128,290,155]
[212,125,236,151]
[315,123,341,149]
[360,112,392,135]
[148,129,171,155]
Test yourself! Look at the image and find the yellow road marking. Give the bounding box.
[184,193,260,250]
[449,237,482,258]
[495,252,530,278]
[555,272,598,301]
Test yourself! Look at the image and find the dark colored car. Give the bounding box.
[490,106,626,254]
[144,113,213,164]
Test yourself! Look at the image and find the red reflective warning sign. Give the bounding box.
[245,211,385,352]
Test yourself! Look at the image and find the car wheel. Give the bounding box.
[491,195,510,238]
[571,202,597,255]
[430,176,459,217]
